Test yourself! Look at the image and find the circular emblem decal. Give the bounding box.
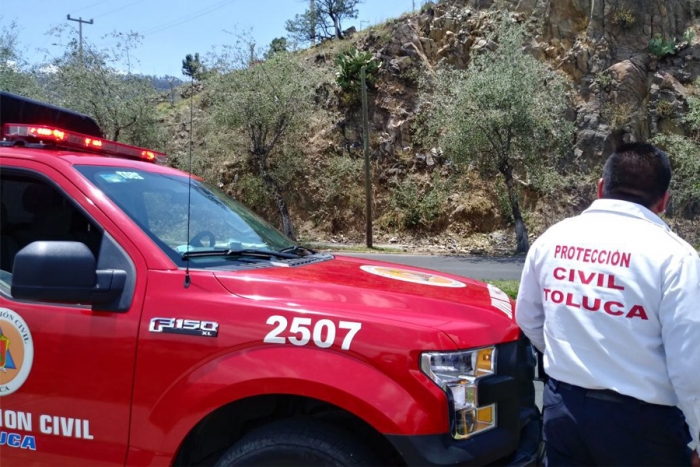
[360,265,466,288]
[0,308,34,396]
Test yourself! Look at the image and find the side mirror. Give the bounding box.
[11,241,126,305]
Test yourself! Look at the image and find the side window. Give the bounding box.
[0,172,103,281]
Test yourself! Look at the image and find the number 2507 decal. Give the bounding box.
[264,316,362,350]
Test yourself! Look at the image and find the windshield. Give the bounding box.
[76,166,296,267]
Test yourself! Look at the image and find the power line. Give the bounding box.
[141,0,240,37]
[142,0,238,37]
[71,0,112,14]
[63,0,241,74]
[93,0,148,19]
[95,0,240,50]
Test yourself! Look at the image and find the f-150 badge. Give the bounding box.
[149,318,219,337]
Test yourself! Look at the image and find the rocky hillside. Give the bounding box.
[166,0,700,253]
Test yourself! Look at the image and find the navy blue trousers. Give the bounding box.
[543,378,692,466]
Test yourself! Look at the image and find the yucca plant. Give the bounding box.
[649,34,677,58]
[335,48,380,95]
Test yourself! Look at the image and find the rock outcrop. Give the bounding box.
[359,0,697,165]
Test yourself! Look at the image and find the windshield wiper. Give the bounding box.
[279,245,316,256]
[182,248,299,260]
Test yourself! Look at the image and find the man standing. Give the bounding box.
[516,143,700,466]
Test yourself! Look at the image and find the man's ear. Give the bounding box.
[597,178,605,199]
[652,191,671,214]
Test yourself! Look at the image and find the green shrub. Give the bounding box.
[684,28,696,44]
[315,156,365,232]
[601,102,634,130]
[420,1,436,13]
[655,100,675,119]
[685,96,700,130]
[651,134,700,217]
[594,71,613,90]
[391,180,422,229]
[388,174,448,231]
[400,66,421,84]
[322,156,364,193]
[649,34,677,58]
[612,7,636,30]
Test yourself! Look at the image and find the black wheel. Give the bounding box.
[214,420,379,467]
[189,230,217,247]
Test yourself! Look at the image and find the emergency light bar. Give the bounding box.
[2,123,166,164]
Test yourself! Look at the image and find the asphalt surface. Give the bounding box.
[334,251,544,409]
[333,253,526,281]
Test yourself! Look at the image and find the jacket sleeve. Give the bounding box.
[660,254,700,455]
[515,246,545,353]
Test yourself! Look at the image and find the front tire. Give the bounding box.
[214,420,379,467]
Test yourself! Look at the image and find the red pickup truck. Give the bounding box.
[0,92,540,466]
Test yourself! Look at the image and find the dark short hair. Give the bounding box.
[602,142,672,209]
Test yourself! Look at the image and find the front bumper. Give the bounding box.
[388,337,542,466]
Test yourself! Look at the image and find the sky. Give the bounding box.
[1,0,415,77]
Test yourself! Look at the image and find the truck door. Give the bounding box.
[0,163,145,466]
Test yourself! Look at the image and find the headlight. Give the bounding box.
[421,347,496,439]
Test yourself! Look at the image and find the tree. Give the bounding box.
[285,9,319,45]
[43,31,164,149]
[424,18,573,253]
[210,52,320,240]
[318,0,361,39]
[0,21,44,99]
[286,0,361,43]
[264,37,288,59]
[182,52,207,81]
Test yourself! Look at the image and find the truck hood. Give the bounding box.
[213,254,520,348]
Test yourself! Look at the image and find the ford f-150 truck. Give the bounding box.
[0,92,540,466]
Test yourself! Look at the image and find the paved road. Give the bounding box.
[334,253,526,281]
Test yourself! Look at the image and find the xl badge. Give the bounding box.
[149,318,219,337]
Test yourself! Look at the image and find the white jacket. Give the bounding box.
[516,199,700,453]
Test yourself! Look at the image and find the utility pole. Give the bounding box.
[361,66,373,248]
[168,77,175,107]
[67,15,93,62]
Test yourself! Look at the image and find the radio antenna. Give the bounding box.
[184,76,194,288]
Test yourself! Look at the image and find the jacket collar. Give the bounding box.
[583,199,670,230]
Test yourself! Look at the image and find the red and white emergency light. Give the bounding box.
[2,123,166,163]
